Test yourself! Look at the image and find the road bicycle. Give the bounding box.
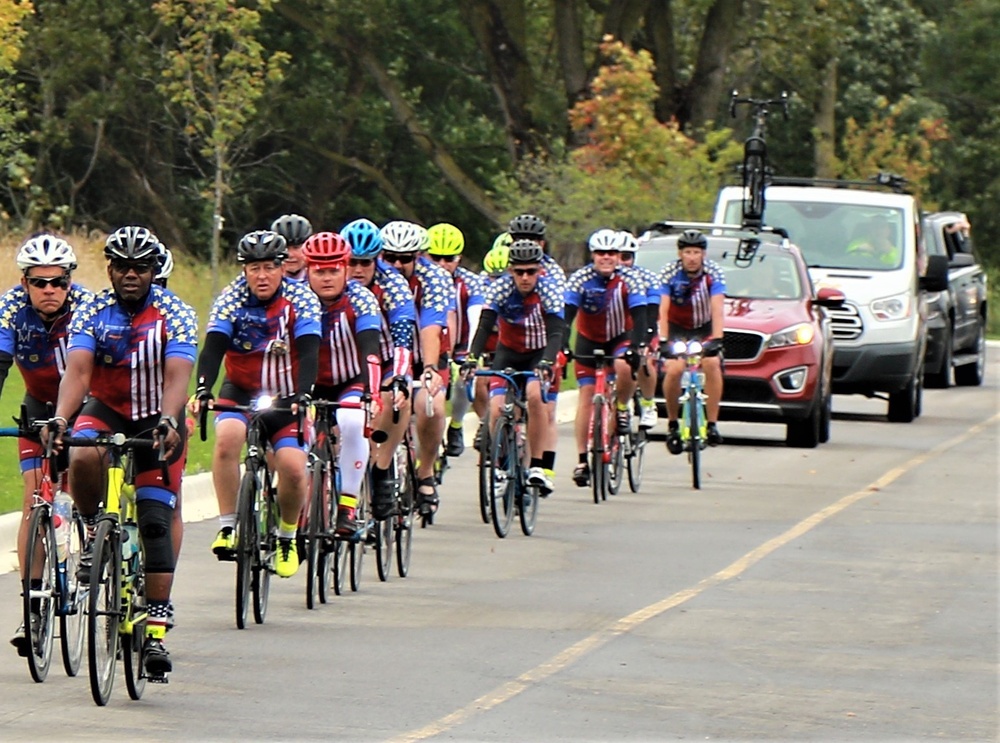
[383,376,417,577]
[1,413,86,683]
[670,340,712,490]
[201,397,300,629]
[624,387,648,494]
[61,429,168,705]
[473,369,542,538]
[729,90,789,229]
[580,349,632,505]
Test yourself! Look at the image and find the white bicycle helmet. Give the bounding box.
[588,228,625,252]
[380,221,426,253]
[156,245,174,281]
[16,234,78,273]
[617,230,639,253]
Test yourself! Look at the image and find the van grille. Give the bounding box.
[828,304,863,341]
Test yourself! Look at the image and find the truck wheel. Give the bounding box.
[955,320,986,387]
[887,375,918,422]
[924,326,952,388]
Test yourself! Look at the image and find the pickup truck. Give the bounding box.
[921,211,988,387]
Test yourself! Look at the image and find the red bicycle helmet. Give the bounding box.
[302,231,351,264]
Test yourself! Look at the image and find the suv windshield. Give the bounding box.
[722,200,905,271]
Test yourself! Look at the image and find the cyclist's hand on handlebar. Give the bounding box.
[624,345,642,373]
[155,418,182,457]
[388,375,410,410]
[703,338,724,357]
[189,386,214,414]
[291,392,312,416]
[41,416,67,451]
[422,368,443,397]
[459,356,479,380]
[534,360,554,384]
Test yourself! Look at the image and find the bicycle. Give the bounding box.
[729,90,789,230]
[473,369,542,538]
[201,396,297,629]
[60,429,169,705]
[383,376,417,577]
[580,349,630,505]
[624,387,648,494]
[1,413,86,683]
[670,339,710,490]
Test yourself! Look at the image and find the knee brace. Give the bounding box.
[138,501,175,574]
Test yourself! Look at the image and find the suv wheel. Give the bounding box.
[786,399,821,449]
[818,389,832,444]
[955,319,986,387]
[887,374,919,423]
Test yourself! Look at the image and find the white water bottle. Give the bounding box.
[53,491,73,563]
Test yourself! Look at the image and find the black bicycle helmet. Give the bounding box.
[508,239,544,265]
[237,230,288,263]
[270,213,313,247]
[677,229,708,250]
[104,226,163,263]
[508,213,546,240]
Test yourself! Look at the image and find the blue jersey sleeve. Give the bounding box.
[284,279,322,338]
[0,286,25,355]
[154,286,199,363]
[348,281,382,334]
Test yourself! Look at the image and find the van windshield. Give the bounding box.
[722,200,905,271]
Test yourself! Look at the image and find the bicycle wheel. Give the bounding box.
[607,432,624,496]
[333,538,348,595]
[234,469,257,629]
[489,418,516,538]
[589,404,606,504]
[253,478,276,624]
[305,458,328,610]
[477,425,491,524]
[395,447,415,578]
[60,512,86,677]
[87,519,120,707]
[744,153,765,221]
[627,429,647,493]
[122,539,146,701]
[22,506,56,683]
[374,457,394,581]
[318,467,337,604]
[350,481,367,592]
[688,393,701,490]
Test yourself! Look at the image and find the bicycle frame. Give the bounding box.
[730,90,789,229]
[669,339,709,490]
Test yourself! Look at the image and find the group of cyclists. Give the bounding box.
[1,210,728,682]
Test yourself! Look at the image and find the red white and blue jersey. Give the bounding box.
[623,264,662,306]
[206,275,321,397]
[540,253,567,293]
[0,283,94,402]
[659,259,726,329]
[452,265,485,350]
[67,286,198,421]
[407,256,454,364]
[483,273,564,353]
[367,260,417,364]
[316,281,381,387]
[565,265,645,343]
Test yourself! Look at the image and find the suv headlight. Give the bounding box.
[871,292,912,321]
[768,323,814,349]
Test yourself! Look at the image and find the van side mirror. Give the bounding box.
[813,286,845,308]
[920,254,949,292]
[950,252,975,268]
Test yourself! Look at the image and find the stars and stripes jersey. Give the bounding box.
[367,260,417,363]
[452,265,485,350]
[540,253,567,292]
[0,283,94,402]
[659,259,726,329]
[623,264,662,305]
[407,256,454,364]
[67,286,198,421]
[483,273,564,353]
[316,280,381,388]
[206,275,321,397]
[565,265,645,343]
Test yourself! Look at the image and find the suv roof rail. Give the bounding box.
[767,172,910,194]
[644,220,790,241]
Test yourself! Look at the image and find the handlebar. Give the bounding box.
[60,432,170,487]
[729,90,790,123]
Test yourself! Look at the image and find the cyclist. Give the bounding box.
[1,235,93,655]
[342,218,418,521]
[195,230,321,578]
[507,214,566,491]
[464,239,566,494]
[565,229,646,487]
[271,213,314,281]
[469,234,510,444]
[617,230,661,429]
[45,225,197,677]
[658,229,726,453]
[380,220,454,516]
[302,232,383,535]
[426,222,485,459]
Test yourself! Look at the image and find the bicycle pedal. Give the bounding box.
[214,550,236,563]
[147,673,169,684]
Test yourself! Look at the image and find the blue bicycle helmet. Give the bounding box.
[341,218,383,259]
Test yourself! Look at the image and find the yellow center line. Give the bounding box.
[389,412,1000,743]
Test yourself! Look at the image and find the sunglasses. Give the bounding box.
[429,254,459,263]
[382,252,415,265]
[592,250,620,256]
[110,259,156,275]
[348,258,374,268]
[26,275,70,290]
[511,267,539,277]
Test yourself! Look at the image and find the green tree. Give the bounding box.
[0,0,35,223]
[154,0,289,293]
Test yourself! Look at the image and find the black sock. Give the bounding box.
[668,420,679,431]
[578,452,588,465]
[530,457,544,469]
[542,451,556,470]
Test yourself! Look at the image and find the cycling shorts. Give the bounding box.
[216,380,310,453]
[573,333,630,387]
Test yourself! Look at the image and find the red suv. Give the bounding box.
[636,225,845,447]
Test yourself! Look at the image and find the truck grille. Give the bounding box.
[723,331,764,361]
[828,303,863,341]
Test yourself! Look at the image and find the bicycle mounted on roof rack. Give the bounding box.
[729,90,789,231]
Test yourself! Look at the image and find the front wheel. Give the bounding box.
[375,515,394,582]
[489,419,516,538]
[627,430,647,493]
[688,395,702,490]
[87,519,121,706]
[23,506,56,683]
[122,544,147,701]
[60,512,86,677]
[235,470,257,629]
[305,459,330,609]
[589,403,606,504]
[252,477,276,625]
[395,446,415,578]
[477,427,491,524]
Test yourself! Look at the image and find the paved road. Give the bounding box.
[0,352,997,741]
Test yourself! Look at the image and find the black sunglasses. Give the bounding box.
[110,259,156,275]
[592,249,620,256]
[382,252,415,265]
[349,258,374,268]
[26,275,70,290]
[428,254,460,263]
[511,267,539,277]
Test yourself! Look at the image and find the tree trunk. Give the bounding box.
[683,0,745,130]
[306,143,421,222]
[601,0,651,45]
[553,0,588,111]
[646,0,678,123]
[211,148,225,297]
[813,57,838,178]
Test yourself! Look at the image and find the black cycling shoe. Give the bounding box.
[706,423,723,447]
[371,477,397,520]
[666,422,683,455]
[445,426,465,457]
[572,463,590,487]
[143,636,172,676]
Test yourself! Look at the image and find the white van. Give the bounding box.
[714,181,948,422]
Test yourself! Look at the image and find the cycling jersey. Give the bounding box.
[0,283,94,402]
[406,256,454,366]
[565,265,645,343]
[316,280,381,388]
[480,273,564,354]
[67,285,198,421]
[365,259,417,378]
[659,259,726,330]
[205,275,321,397]
[540,253,567,292]
[451,265,485,354]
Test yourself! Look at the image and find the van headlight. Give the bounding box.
[871,292,912,321]
[768,323,814,348]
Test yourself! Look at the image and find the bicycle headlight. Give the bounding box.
[254,395,273,412]
[768,323,814,348]
[687,340,703,355]
[871,292,912,321]
[670,340,687,356]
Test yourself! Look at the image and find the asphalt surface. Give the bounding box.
[0,353,996,741]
